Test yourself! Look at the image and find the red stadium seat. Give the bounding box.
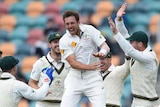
[0,2,9,17]
[45,2,61,16]
[27,28,44,46]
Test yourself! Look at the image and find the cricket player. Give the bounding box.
[107,3,160,107]
[0,56,54,107]
[100,52,130,107]
[59,10,110,107]
[29,32,69,107]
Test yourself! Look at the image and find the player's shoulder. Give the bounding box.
[60,33,68,41]
[81,24,96,30]
[33,56,47,67]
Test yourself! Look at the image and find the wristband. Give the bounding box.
[99,49,107,55]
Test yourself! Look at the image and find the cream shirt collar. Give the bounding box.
[46,52,55,63]
[46,51,61,63]
[0,72,16,79]
[102,64,115,76]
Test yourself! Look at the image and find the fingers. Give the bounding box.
[93,52,105,58]
[107,16,112,20]
[120,3,127,13]
[107,16,114,26]
[122,3,127,10]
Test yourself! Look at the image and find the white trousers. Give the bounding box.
[60,70,106,107]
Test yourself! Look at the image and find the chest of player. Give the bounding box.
[68,34,97,54]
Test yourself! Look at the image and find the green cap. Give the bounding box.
[0,56,19,70]
[48,32,62,42]
[126,31,148,44]
[105,52,112,58]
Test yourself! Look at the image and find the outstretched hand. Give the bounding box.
[107,16,118,35]
[117,3,127,18]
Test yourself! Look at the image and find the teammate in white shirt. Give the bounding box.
[108,3,160,107]
[0,56,54,107]
[59,10,110,107]
[100,52,130,107]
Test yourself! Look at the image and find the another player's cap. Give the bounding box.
[126,31,148,44]
[0,56,19,71]
[48,32,62,43]
[105,52,112,58]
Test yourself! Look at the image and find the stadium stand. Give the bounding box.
[0,42,16,57]
[0,2,9,17]
[27,28,44,46]
[27,1,45,18]
[0,14,17,33]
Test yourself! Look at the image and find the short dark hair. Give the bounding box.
[62,10,79,22]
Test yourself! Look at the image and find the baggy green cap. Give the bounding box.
[126,31,148,44]
[48,32,62,43]
[0,56,19,70]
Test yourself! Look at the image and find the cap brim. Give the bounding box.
[15,58,19,64]
[126,37,133,41]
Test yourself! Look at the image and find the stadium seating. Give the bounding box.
[27,28,44,46]
[96,0,114,18]
[0,2,9,17]
[90,0,114,27]
[3,0,18,6]
[60,1,81,14]
[20,55,38,81]
[54,0,70,6]
[0,14,17,33]
[15,14,31,28]
[45,1,61,16]
[124,0,139,5]
[0,29,10,43]
[149,14,160,35]
[27,1,45,18]
[30,15,48,29]
[0,42,16,57]
[10,26,29,42]
[9,1,29,16]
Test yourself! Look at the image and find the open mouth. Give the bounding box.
[100,63,105,67]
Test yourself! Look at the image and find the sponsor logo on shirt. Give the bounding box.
[71,41,77,47]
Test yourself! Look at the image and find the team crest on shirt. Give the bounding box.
[71,41,77,47]
[83,35,90,40]
[55,80,62,86]
[60,49,64,54]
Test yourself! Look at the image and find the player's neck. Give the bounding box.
[50,52,61,62]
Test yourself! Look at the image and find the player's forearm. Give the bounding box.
[28,79,39,89]
[115,18,129,38]
[24,84,49,100]
[100,42,110,53]
[69,60,96,71]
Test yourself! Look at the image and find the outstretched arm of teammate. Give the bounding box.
[14,67,54,101]
[115,3,130,38]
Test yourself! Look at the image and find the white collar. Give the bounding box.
[0,72,16,79]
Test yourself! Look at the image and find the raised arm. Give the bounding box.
[115,3,130,38]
